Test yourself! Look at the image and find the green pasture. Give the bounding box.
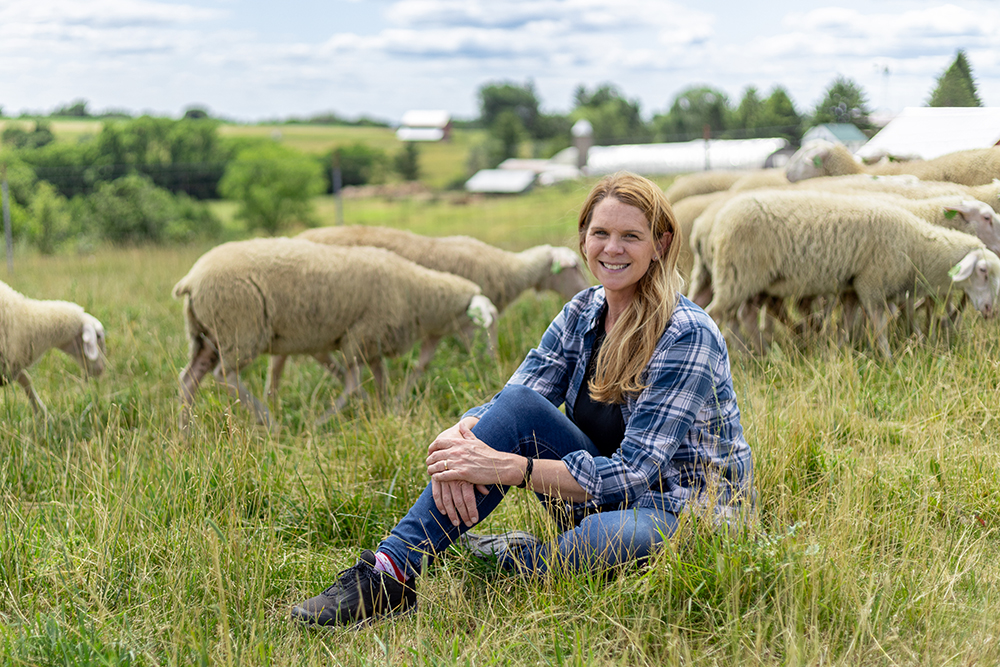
[2,183,1000,665]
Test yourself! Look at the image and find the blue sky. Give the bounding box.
[1,0,997,123]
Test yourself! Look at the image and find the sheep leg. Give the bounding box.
[737,299,768,355]
[396,335,442,401]
[212,364,271,428]
[178,337,220,430]
[267,355,288,401]
[16,370,49,419]
[317,361,364,425]
[862,301,891,358]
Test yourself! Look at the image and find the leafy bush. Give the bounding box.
[26,182,72,254]
[327,142,390,188]
[220,142,325,234]
[394,142,421,181]
[73,173,220,245]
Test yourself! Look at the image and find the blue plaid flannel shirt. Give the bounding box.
[465,286,755,520]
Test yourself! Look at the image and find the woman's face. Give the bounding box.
[583,197,665,304]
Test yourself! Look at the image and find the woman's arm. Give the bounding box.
[427,421,590,527]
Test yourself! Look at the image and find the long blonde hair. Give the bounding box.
[579,172,683,404]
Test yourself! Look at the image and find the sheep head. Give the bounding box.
[949,249,1000,319]
[466,295,497,330]
[539,246,590,301]
[945,200,1000,256]
[58,313,107,377]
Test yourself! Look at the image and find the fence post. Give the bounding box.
[702,124,711,171]
[2,164,12,275]
[332,153,344,226]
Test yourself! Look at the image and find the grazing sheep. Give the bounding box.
[687,186,1000,309]
[786,141,1000,187]
[728,168,791,192]
[173,238,497,428]
[704,190,1000,356]
[295,226,588,314]
[664,170,755,203]
[671,191,731,280]
[788,174,1000,211]
[0,280,106,417]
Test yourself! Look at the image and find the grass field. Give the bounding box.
[3,182,1000,665]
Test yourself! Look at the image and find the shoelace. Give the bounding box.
[322,560,374,595]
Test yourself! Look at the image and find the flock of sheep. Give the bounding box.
[4,140,1000,422]
[1,227,588,426]
[668,141,1000,355]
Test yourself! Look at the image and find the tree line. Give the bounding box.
[0,50,984,254]
[472,50,984,166]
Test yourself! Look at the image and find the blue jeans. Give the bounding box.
[378,384,678,577]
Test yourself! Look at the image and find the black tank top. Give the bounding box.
[573,316,627,457]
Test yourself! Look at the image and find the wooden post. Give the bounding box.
[2,164,12,274]
[332,153,344,226]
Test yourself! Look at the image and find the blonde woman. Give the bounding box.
[292,172,755,626]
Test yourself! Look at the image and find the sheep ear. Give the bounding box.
[949,252,980,282]
[82,320,101,361]
[550,247,579,275]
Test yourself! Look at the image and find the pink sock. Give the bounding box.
[374,551,407,582]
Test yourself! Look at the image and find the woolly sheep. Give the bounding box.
[704,190,1000,356]
[664,170,756,203]
[172,238,498,428]
[296,226,589,314]
[786,141,1000,187]
[687,186,1000,309]
[727,168,792,192]
[0,279,106,417]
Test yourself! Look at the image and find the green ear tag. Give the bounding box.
[944,210,959,220]
[551,263,563,275]
[948,263,961,279]
[812,156,823,168]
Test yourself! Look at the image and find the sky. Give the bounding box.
[1,0,998,124]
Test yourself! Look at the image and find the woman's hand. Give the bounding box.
[427,420,517,527]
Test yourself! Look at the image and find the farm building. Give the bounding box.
[396,110,452,142]
[855,106,1000,161]
[801,123,869,152]
[585,137,789,176]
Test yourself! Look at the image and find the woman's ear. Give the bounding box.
[656,231,672,259]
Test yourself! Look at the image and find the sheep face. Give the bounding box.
[466,295,498,330]
[58,314,107,377]
[947,200,1000,256]
[950,249,1000,319]
[785,141,835,182]
[539,247,590,301]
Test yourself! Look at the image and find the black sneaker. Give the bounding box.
[290,550,416,626]
[460,531,541,560]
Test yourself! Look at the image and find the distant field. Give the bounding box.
[1,118,484,190]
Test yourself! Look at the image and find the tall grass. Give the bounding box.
[2,183,1000,665]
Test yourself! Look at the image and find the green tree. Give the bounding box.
[928,50,983,107]
[654,86,730,142]
[572,84,651,145]
[52,99,90,117]
[1,121,54,150]
[219,142,325,234]
[489,110,527,165]
[27,181,71,254]
[759,86,804,143]
[329,143,390,187]
[478,81,541,138]
[728,86,764,138]
[811,76,874,132]
[394,142,421,181]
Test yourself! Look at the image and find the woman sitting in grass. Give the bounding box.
[291,171,755,626]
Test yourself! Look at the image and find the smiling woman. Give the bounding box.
[290,171,755,627]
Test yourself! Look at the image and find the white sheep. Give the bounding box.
[786,141,1000,187]
[0,279,106,417]
[664,169,756,203]
[704,190,1000,356]
[172,237,498,428]
[295,226,589,314]
[687,186,1000,309]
